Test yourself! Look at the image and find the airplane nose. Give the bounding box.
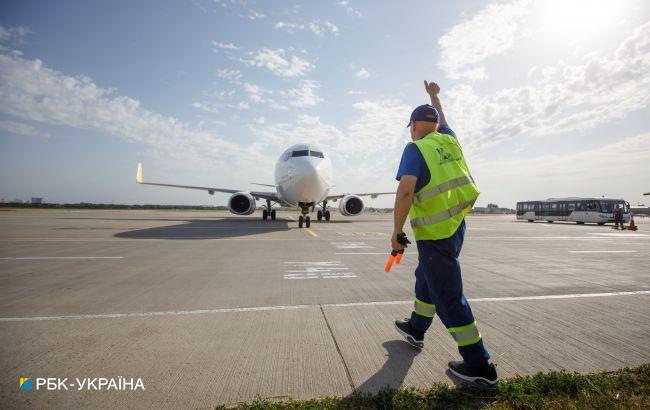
[292,160,326,201]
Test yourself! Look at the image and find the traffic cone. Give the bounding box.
[627,214,638,231]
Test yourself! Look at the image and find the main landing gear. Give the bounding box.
[262,199,276,221]
[317,200,331,222]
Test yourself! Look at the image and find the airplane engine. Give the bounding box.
[228,192,257,215]
[339,195,364,216]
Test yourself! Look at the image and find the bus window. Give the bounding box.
[587,201,599,211]
[568,202,576,211]
[600,201,625,213]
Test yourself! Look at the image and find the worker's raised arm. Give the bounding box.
[424,80,448,127]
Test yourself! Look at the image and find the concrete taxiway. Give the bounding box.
[0,209,648,408]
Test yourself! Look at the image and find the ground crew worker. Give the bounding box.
[392,80,498,386]
[614,204,625,229]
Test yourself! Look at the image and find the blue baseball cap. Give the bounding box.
[407,104,439,127]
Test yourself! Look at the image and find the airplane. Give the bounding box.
[136,143,395,228]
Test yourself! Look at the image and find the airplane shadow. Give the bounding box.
[353,340,421,393]
[114,217,290,240]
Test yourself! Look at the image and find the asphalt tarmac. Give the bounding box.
[1,209,648,408]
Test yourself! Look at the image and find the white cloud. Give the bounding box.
[445,21,650,153]
[245,48,313,77]
[338,0,362,17]
[308,20,340,36]
[254,116,265,124]
[275,20,339,36]
[275,21,304,34]
[324,21,339,36]
[0,53,268,173]
[279,80,322,108]
[355,68,370,78]
[243,82,270,103]
[0,25,31,44]
[0,120,49,138]
[191,101,219,113]
[346,90,367,95]
[248,10,265,20]
[215,68,242,81]
[211,41,239,50]
[438,0,530,80]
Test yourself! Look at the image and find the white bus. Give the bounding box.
[516,197,630,225]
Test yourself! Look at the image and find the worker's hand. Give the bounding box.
[391,230,407,251]
[424,80,440,97]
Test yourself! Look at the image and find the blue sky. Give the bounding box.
[1,0,649,208]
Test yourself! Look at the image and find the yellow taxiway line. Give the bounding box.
[304,228,318,237]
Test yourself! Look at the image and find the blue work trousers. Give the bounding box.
[409,219,490,366]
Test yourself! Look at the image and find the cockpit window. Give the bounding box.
[292,150,309,157]
[310,151,324,158]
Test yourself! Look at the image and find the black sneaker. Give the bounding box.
[448,360,499,387]
[394,318,424,348]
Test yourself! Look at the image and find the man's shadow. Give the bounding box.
[354,340,421,393]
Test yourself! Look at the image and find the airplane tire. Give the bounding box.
[263,209,268,220]
[305,216,311,228]
[271,210,276,220]
[299,215,304,228]
[317,210,323,221]
[325,211,331,221]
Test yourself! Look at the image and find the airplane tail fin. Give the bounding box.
[136,162,143,184]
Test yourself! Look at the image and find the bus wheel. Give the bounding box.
[547,220,554,223]
[597,222,605,225]
[576,221,585,225]
[527,220,534,222]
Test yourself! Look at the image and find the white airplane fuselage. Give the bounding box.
[274,143,332,207]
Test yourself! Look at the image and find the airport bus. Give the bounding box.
[516,197,630,225]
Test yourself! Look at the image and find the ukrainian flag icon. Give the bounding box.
[20,378,32,391]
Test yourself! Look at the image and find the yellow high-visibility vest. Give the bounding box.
[408,131,480,240]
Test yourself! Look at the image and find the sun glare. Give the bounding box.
[538,0,626,39]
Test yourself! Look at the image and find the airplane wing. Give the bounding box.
[136,163,280,202]
[326,192,395,201]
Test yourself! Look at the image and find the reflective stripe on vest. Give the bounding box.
[411,199,477,227]
[413,175,475,204]
[414,297,436,318]
[448,321,482,346]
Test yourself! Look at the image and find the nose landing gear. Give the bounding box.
[297,203,313,228]
[298,215,310,228]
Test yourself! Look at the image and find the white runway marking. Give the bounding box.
[568,250,637,254]
[334,252,385,255]
[285,215,295,221]
[1,290,648,322]
[0,256,124,260]
[283,261,356,280]
[330,241,374,249]
[589,233,649,237]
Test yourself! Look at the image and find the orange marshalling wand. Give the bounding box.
[385,250,398,272]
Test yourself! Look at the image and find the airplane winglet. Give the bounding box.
[136,162,143,184]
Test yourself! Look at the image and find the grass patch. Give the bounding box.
[219,364,649,409]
